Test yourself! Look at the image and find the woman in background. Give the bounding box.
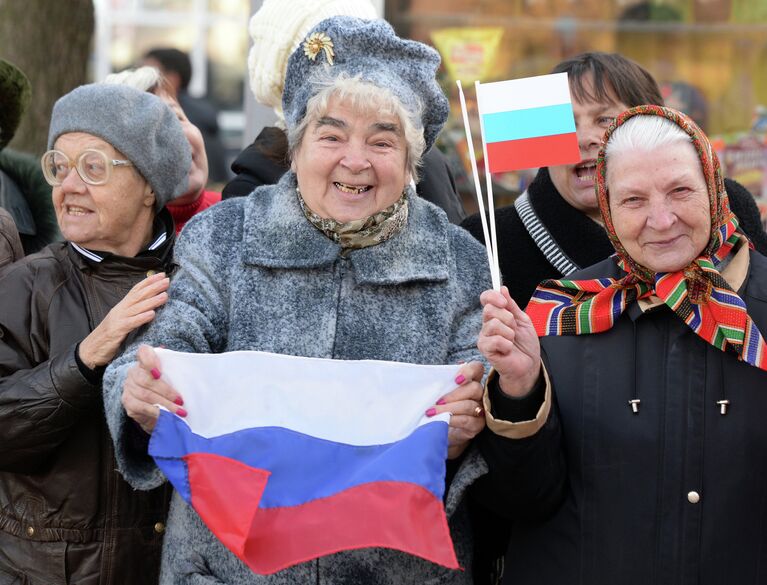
[105,66,221,233]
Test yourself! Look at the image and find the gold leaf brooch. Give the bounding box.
[303,32,335,66]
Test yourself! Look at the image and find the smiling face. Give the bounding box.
[291,95,410,223]
[549,74,628,220]
[53,132,156,257]
[607,140,711,273]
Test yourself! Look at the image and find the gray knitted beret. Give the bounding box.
[282,16,449,152]
[48,84,191,209]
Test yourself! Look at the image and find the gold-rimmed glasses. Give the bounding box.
[41,149,134,186]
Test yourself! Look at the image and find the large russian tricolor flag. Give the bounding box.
[476,72,580,173]
[148,349,461,575]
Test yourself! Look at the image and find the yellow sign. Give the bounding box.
[431,28,504,84]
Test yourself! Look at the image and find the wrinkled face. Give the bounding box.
[160,94,207,202]
[52,132,155,256]
[549,74,628,220]
[607,141,711,273]
[291,96,410,223]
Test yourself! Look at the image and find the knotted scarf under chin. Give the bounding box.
[297,188,408,251]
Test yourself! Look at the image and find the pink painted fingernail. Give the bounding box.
[425,407,437,417]
[150,368,161,380]
[436,398,446,405]
[176,407,188,418]
[455,374,466,385]
[174,396,184,406]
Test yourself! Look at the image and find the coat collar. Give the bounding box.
[67,208,175,274]
[528,167,615,269]
[241,173,450,284]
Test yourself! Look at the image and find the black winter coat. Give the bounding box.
[480,250,767,585]
[461,168,767,307]
[222,127,467,224]
[0,217,174,584]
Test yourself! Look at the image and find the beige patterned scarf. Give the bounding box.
[297,188,409,250]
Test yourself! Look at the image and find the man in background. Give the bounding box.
[144,47,229,183]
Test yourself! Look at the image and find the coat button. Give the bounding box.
[687,491,701,504]
[26,526,34,537]
[154,522,165,534]
[146,270,157,277]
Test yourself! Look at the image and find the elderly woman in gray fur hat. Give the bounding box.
[103,15,492,585]
[0,83,190,584]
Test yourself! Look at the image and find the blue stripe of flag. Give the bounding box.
[150,410,449,509]
[481,103,576,144]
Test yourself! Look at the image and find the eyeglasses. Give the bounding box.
[41,149,134,186]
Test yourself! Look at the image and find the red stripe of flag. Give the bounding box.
[186,452,459,575]
[486,132,580,173]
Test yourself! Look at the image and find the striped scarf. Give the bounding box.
[526,106,767,371]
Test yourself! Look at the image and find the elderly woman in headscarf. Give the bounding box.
[0,84,190,583]
[103,16,491,585]
[476,106,767,585]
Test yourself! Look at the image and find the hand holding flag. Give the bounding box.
[478,286,541,397]
[122,344,186,433]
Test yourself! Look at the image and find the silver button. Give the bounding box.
[687,491,700,504]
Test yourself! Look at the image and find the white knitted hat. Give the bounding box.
[247,0,377,124]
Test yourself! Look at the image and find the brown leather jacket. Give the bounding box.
[0,216,174,584]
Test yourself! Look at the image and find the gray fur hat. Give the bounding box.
[48,84,191,209]
[282,16,449,152]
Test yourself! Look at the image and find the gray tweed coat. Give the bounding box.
[103,173,492,585]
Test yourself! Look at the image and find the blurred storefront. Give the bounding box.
[385,0,767,222]
[90,0,767,221]
[92,0,251,178]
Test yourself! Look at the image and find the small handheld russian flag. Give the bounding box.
[456,72,580,290]
[476,72,580,173]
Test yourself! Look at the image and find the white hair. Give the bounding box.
[605,115,692,160]
[288,72,425,180]
[103,66,165,94]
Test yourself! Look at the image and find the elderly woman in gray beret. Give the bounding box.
[0,83,190,584]
[103,15,491,585]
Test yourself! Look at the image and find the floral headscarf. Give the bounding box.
[526,105,767,371]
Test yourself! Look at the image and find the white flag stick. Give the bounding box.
[475,81,500,291]
[456,80,499,291]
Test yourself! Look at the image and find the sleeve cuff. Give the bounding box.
[74,343,106,385]
[47,343,101,409]
[483,364,552,439]
[126,419,151,455]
